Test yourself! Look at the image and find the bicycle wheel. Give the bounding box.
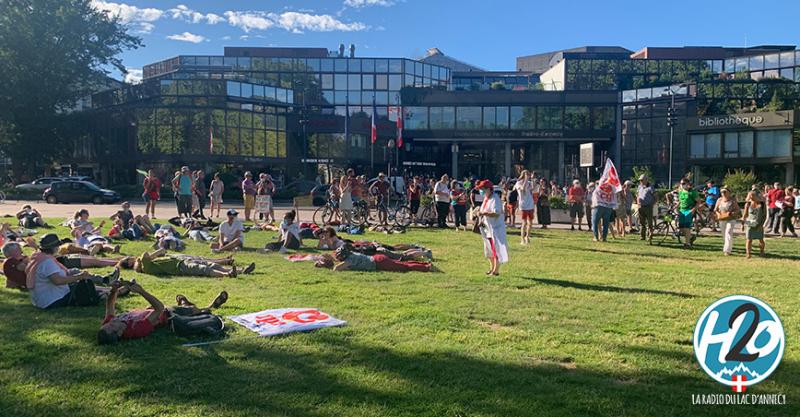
[418,206,432,226]
[351,205,368,226]
[313,205,333,226]
[393,206,412,227]
[652,221,671,245]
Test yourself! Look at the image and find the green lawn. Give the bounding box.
[1,220,798,417]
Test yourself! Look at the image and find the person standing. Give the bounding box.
[192,170,207,219]
[255,173,276,223]
[241,172,256,222]
[677,179,702,248]
[766,182,784,234]
[614,182,633,237]
[567,179,586,231]
[142,170,161,219]
[780,186,797,237]
[742,190,767,258]
[636,175,655,241]
[434,174,451,228]
[407,177,421,222]
[705,180,720,232]
[450,180,468,231]
[536,178,551,229]
[339,176,353,224]
[172,167,193,219]
[584,182,595,231]
[590,182,616,242]
[208,172,224,218]
[476,180,508,276]
[514,170,534,245]
[714,187,741,256]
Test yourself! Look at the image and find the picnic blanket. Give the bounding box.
[229,308,346,337]
[285,254,324,262]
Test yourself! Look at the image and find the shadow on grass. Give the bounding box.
[524,277,695,298]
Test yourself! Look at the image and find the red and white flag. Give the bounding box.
[732,375,747,393]
[396,106,404,149]
[594,157,622,206]
[370,104,377,144]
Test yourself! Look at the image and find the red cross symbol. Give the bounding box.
[731,374,747,392]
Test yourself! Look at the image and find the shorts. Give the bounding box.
[243,194,255,210]
[177,194,193,214]
[521,209,534,221]
[569,202,585,218]
[144,192,159,202]
[410,199,420,215]
[678,210,693,229]
[178,260,214,276]
[56,255,82,269]
[506,203,517,213]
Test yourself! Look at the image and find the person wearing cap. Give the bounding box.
[567,179,586,231]
[173,166,194,219]
[212,209,245,252]
[25,234,114,309]
[241,171,256,221]
[476,179,508,276]
[514,170,534,245]
[636,175,656,241]
[713,187,741,255]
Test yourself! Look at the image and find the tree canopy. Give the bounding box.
[0,0,141,178]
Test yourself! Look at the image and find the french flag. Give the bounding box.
[396,106,403,149]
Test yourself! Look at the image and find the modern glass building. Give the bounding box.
[83,44,800,187]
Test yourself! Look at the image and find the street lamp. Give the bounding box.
[666,83,689,188]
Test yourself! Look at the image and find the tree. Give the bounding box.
[723,169,757,202]
[0,0,141,178]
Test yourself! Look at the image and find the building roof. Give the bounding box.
[419,48,485,72]
[516,46,633,73]
[631,45,796,60]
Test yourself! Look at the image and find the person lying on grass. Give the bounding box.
[315,228,432,261]
[16,205,47,228]
[18,237,127,270]
[211,209,244,253]
[25,234,121,309]
[70,209,120,256]
[123,249,255,278]
[314,245,432,273]
[97,279,229,345]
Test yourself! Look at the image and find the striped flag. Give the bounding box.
[396,106,403,149]
[370,102,377,144]
[209,126,214,154]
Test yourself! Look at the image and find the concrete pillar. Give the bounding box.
[504,142,511,176]
[786,163,795,185]
[451,142,459,179]
[558,141,565,184]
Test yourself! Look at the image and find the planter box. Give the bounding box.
[551,209,571,224]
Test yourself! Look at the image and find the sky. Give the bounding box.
[91,0,800,83]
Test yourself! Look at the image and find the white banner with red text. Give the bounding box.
[229,308,346,337]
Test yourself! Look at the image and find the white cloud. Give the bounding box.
[91,1,163,24]
[269,12,367,33]
[168,5,223,24]
[221,35,232,40]
[343,0,394,7]
[166,32,207,43]
[124,68,143,84]
[132,22,155,34]
[224,11,274,32]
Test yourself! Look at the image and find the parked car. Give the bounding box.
[15,177,66,192]
[309,184,331,206]
[43,181,121,204]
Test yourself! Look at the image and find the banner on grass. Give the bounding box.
[229,308,346,337]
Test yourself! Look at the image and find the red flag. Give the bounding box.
[396,106,404,149]
[598,157,622,192]
[370,105,377,144]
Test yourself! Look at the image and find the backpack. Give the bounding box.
[169,311,225,337]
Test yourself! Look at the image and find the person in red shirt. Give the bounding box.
[97,279,228,344]
[407,177,421,222]
[766,182,785,234]
[567,180,587,231]
[142,170,161,219]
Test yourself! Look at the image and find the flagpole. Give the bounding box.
[370,97,375,175]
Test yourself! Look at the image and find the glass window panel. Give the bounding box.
[739,131,753,157]
[509,106,523,129]
[749,55,764,71]
[306,58,320,72]
[564,106,589,130]
[347,91,359,105]
[226,81,240,97]
[537,106,562,129]
[361,58,374,72]
[757,129,791,157]
[724,59,735,74]
[388,74,402,90]
[483,106,496,129]
[780,68,794,80]
[334,74,347,90]
[764,53,780,69]
[362,74,374,89]
[361,91,374,105]
[735,58,748,72]
[375,74,388,90]
[334,59,347,72]
[348,59,361,73]
[375,59,389,72]
[348,74,360,90]
[254,129,266,157]
[241,83,252,98]
[374,91,389,105]
[266,130,277,157]
[406,106,428,129]
[495,106,509,129]
[321,74,333,89]
[320,59,334,72]
[724,132,739,158]
[690,134,705,158]
[389,59,402,73]
[334,91,347,105]
[456,107,482,129]
[705,133,721,158]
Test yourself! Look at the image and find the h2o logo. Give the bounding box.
[694,295,784,392]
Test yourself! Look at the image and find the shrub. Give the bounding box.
[723,169,757,202]
[549,196,569,210]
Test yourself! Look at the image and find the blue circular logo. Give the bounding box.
[693,295,784,391]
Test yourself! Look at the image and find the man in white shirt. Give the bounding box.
[433,174,451,228]
[211,209,244,253]
[29,234,108,309]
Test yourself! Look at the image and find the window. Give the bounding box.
[375,74,388,90]
[362,74,374,90]
[321,74,333,89]
[592,106,615,130]
[495,107,509,129]
[226,81,240,97]
[348,74,360,91]
[389,59,403,73]
[388,74,402,91]
[429,107,454,129]
[564,106,589,130]
[375,59,389,72]
[537,106,562,129]
[348,59,361,73]
[456,107,482,129]
[690,134,705,158]
[334,74,347,90]
[756,129,791,157]
[406,107,428,129]
[705,133,721,158]
[334,59,347,72]
[483,106,496,129]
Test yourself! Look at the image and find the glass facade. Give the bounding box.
[405,105,614,131]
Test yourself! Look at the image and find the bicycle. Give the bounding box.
[312,199,339,226]
[386,198,413,227]
[651,207,682,246]
[413,195,436,227]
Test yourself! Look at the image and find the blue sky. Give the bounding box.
[92,0,800,82]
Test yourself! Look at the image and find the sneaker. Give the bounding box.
[243,262,256,274]
[570,226,575,231]
[103,268,120,285]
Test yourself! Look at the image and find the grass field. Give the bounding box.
[0,220,798,417]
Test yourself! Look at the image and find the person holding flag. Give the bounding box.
[590,158,621,242]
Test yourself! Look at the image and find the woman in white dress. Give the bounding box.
[476,179,509,276]
[208,173,224,218]
[339,176,353,224]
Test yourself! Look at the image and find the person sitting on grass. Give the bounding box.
[3,241,30,290]
[127,250,254,278]
[211,209,244,253]
[70,209,120,255]
[153,224,185,251]
[16,205,47,229]
[110,201,155,234]
[314,245,432,273]
[25,234,120,309]
[97,279,229,345]
[262,209,302,253]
